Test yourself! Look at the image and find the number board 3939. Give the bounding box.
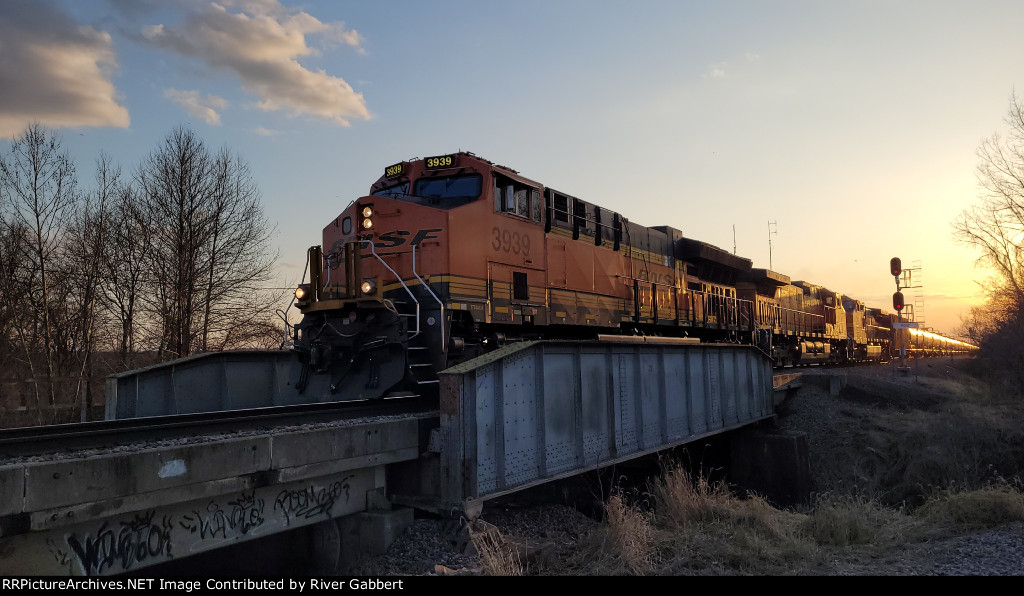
[424,154,456,169]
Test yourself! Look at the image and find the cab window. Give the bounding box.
[494,174,540,222]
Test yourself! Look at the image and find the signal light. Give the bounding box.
[893,291,904,311]
[890,257,902,278]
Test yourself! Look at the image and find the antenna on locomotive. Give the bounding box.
[768,220,778,269]
[733,224,736,254]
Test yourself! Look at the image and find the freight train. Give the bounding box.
[289,151,976,400]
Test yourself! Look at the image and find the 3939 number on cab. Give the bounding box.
[424,154,455,169]
[491,226,531,257]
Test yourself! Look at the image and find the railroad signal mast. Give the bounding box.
[890,257,917,373]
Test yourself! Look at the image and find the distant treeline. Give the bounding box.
[0,124,285,426]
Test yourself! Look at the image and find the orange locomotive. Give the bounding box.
[290,151,974,400]
[292,151,753,399]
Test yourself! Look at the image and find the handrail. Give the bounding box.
[360,240,420,341]
[411,244,446,350]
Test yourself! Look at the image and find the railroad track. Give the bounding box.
[1,354,949,461]
[0,394,438,461]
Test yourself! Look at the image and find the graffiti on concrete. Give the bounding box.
[273,476,354,525]
[58,510,173,576]
[26,471,367,577]
[179,491,266,539]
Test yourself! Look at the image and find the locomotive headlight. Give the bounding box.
[294,283,312,307]
[360,279,376,295]
[360,204,374,230]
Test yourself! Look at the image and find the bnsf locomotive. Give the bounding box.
[290,152,975,400]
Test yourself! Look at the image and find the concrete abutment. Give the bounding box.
[729,426,811,508]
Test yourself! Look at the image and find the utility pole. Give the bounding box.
[768,220,777,270]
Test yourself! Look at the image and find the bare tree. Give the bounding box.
[953,92,1024,302]
[136,127,212,358]
[0,216,30,409]
[198,149,281,351]
[135,126,280,358]
[0,123,79,410]
[100,182,150,366]
[0,124,283,425]
[61,153,118,420]
[954,92,1024,390]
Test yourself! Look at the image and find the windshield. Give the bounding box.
[373,182,409,198]
[385,174,482,209]
[413,174,482,200]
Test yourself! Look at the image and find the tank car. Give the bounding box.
[904,328,977,357]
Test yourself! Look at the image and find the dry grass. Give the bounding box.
[801,493,913,547]
[650,460,734,526]
[468,520,523,576]
[915,482,1024,530]
[569,464,823,575]
[602,493,653,574]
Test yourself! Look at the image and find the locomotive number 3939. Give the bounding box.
[425,155,453,168]
[491,227,531,256]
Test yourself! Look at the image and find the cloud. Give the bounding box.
[142,0,370,127]
[165,89,228,125]
[704,63,729,79]
[0,0,130,136]
[702,53,762,81]
[251,127,277,137]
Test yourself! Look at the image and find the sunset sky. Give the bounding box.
[2,0,1022,335]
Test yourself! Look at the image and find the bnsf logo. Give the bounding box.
[336,228,443,250]
[362,228,443,248]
